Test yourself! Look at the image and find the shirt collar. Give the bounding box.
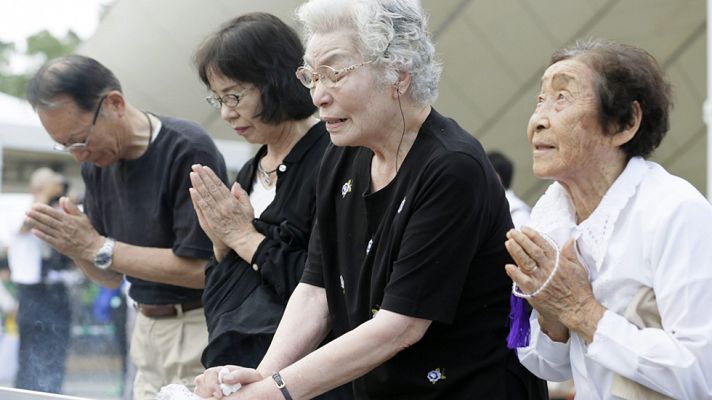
[529,156,648,272]
[250,120,325,174]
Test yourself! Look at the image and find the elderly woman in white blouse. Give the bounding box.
[505,39,712,399]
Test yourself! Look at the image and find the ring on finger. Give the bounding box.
[522,262,538,273]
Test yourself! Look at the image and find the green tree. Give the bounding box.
[0,30,81,98]
[26,30,80,61]
[0,40,15,68]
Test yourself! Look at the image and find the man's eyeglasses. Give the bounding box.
[205,87,250,109]
[295,62,371,89]
[53,95,106,152]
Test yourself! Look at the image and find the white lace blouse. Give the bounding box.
[517,157,712,399]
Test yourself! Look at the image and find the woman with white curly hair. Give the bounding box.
[194,0,546,398]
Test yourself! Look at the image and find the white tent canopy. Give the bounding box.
[0,92,55,152]
[0,92,59,191]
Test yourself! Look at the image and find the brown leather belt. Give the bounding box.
[135,300,203,318]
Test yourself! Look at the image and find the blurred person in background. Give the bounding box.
[195,0,546,398]
[24,55,228,400]
[488,151,531,229]
[507,39,712,399]
[8,167,72,393]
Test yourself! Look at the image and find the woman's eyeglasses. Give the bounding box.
[205,87,251,109]
[295,62,371,89]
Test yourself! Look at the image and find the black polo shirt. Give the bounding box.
[83,115,227,304]
[302,109,543,399]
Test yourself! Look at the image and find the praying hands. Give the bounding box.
[504,227,605,343]
[189,164,264,262]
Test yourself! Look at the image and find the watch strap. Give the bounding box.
[271,372,293,400]
[94,237,116,270]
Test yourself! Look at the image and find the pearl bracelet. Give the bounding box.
[512,232,560,299]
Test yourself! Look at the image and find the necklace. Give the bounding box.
[257,159,279,186]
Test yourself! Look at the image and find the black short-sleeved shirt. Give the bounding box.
[302,109,544,399]
[201,121,329,368]
[82,115,227,304]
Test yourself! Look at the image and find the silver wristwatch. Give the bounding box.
[94,237,116,270]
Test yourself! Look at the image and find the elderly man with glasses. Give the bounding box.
[24,55,228,400]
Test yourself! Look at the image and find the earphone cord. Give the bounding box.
[395,88,406,174]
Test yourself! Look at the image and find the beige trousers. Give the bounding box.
[130,308,208,400]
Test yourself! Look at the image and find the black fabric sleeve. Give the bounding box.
[300,219,325,288]
[251,219,312,303]
[170,145,228,260]
[381,152,490,323]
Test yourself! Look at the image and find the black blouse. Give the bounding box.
[201,121,328,368]
[302,109,547,399]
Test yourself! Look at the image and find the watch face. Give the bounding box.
[96,252,111,267]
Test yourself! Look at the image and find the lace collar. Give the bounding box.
[529,157,648,272]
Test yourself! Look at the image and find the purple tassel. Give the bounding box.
[507,293,531,349]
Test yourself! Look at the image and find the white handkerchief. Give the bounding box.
[156,384,201,400]
[219,366,242,396]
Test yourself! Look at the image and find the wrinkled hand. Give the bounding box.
[189,165,256,258]
[25,196,103,262]
[504,227,604,341]
[194,366,263,399]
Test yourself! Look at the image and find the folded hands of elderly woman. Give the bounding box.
[505,226,605,343]
[189,164,261,262]
[192,365,265,399]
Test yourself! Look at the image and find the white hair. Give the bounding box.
[295,0,442,105]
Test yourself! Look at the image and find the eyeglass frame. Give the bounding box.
[295,61,372,89]
[53,95,107,153]
[205,87,251,109]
